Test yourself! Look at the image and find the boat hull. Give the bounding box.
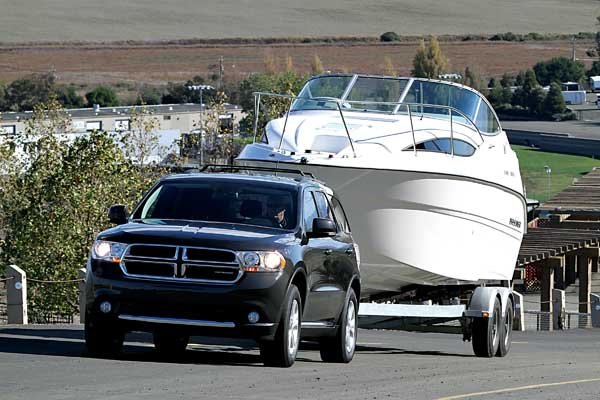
[237,158,526,295]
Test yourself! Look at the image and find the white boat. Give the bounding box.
[237,74,526,297]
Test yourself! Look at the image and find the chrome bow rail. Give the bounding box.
[252,91,486,158]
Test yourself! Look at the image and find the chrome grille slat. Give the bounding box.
[120,244,242,284]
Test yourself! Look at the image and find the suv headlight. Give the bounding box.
[238,251,286,272]
[92,240,127,263]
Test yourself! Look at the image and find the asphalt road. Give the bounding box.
[1,325,599,400]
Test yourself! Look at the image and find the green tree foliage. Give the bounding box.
[237,71,307,135]
[588,60,600,78]
[486,79,512,108]
[380,31,400,42]
[161,76,214,104]
[0,99,166,317]
[56,85,85,108]
[500,73,515,88]
[4,73,56,111]
[462,67,484,92]
[532,57,585,86]
[411,36,449,79]
[543,82,567,117]
[136,85,162,105]
[85,85,119,107]
[512,69,546,116]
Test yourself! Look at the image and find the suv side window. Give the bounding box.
[313,191,334,220]
[330,197,351,233]
[303,190,319,233]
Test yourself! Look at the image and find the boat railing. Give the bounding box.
[252,91,485,158]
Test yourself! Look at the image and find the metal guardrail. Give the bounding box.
[252,92,485,158]
[523,310,553,331]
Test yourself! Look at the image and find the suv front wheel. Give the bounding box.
[320,289,358,363]
[259,284,301,368]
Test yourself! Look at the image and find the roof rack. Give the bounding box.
[196,164,317,179]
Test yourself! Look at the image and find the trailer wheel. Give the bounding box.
[496,298,513,357]
[472,297,501,358]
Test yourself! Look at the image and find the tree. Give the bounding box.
[411,36,448,79]
[383,57,396,76]
[512,69,546,116]
[5,73,56,111]
[136,85,162,105]
[237,71,307,135]
[533,57,585,86]
[543,82,567,117]
[161,76,214,104]
[588,60,600,77]
[487,79,512,107]
[0,99,166,317]
[85,85,119,107]
[0,82,6,111]
[311,55,324,75]
[121,105,164,166]
[56,85,85,108]
[462,67,484,92]
[500,73,515,88]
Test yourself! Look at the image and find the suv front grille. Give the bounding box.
[120,244,241,284]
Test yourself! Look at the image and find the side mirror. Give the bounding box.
[308,218,336,238]
[108,204,129,225]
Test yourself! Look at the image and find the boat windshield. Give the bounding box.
[290,75,500,135]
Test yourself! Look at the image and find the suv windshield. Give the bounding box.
[133,180,298,229]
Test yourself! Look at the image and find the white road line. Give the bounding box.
[436,377,600,400]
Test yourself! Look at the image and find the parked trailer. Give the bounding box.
[358,286,515,357]
[590,76,600,93]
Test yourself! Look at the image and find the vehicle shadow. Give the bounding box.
[0,327,265,366]
[0,327,473,364]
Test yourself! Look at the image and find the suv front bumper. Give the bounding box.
[86,268,289,341]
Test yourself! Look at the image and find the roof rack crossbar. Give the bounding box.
[198,164,316,179]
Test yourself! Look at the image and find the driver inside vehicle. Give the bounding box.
[273,205,288,229]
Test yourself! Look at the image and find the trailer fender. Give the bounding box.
[464,287,512,319]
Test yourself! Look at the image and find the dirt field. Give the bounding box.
[3,0,599,42]
[0,39,593,87]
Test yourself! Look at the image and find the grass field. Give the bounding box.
[0,39,592,88]
[514,146,600,203]
[2,0,599,43]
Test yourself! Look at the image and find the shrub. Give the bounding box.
[380,32,400,42]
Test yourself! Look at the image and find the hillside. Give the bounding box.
[2,0,599,43]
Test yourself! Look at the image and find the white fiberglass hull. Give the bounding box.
[237,157,526,295]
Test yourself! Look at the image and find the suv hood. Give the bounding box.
[97,219,297,251]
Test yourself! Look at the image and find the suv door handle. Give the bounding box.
[345,249,354,255]
[323,249,333,256]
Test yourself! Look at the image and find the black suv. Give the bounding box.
[85,169,360,367]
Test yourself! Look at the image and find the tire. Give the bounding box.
[471,297,501,358]
[320,289,358,363]
[259,284,301,368]
[153,331,189,356]
[85,314,124,358]
[496,298,513,357]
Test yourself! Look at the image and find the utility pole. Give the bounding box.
[219,56,224,90]
[572,36,576,61]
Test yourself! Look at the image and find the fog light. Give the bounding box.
[99,301,112,314]
[247,311,260,324]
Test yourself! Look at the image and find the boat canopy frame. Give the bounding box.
[252,91,487,158]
